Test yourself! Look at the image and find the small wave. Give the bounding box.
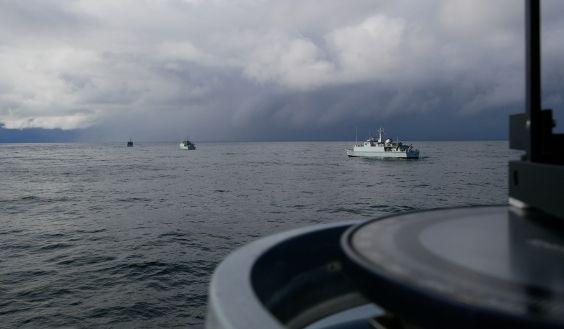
[14,285,72,301]
[35,243,74,252]
[369,204,389,209]
[57,255,116,267]
[116,197,152,202]
[205,233,233,241]
[107,261,203,282]
[320,207,364,215]
[0,195,73,204]
[158,231,186,238]
[0,270,57,285]
[45,254,69,263]
[21,195,40,201]
[73,228,107,234]
[39,232,65,238]
[88,302,167,322]
[157,231,192,243]
[85,235,114,243]
[386,205,417,213]
[0,229,25,235]
[3,243,34,251]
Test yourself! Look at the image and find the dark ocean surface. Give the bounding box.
[0,141,518,328]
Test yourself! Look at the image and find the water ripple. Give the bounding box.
[0,141,517,327]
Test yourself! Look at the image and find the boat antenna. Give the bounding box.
[355,127,358,144]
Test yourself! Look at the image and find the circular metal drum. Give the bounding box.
[342,206,564,329]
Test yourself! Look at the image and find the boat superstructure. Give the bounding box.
[127,138,133,147]
[346,128,419,159]
[179,139,196,150]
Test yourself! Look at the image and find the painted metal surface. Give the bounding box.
[346,128,420,159]
[206,221,381,329]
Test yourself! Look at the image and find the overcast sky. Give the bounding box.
[1,0,563,142]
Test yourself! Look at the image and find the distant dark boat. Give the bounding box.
[127,139,133,147]
[179,139,196,150]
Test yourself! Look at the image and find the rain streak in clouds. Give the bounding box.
[1,0,564,141]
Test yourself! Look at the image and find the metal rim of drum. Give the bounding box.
[340,206,564,329]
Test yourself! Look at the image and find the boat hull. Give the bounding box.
[346,149,419,159]
[179,143,196,150]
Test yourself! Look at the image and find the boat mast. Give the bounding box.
[378,128,384,143]
[355,127,358,144]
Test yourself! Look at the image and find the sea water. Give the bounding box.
[0,141,518,328]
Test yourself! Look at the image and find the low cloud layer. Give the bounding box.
[0,0,563,140]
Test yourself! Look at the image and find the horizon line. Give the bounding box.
[1,138,509,144]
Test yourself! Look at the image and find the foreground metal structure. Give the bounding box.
[206,222,379,329]
[206,1,564,328]
[509,0,564,218]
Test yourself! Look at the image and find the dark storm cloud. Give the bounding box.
[0,0,563,140]
[0,0,91,33]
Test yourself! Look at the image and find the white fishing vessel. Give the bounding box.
[346,128,419,159]
[179,139,196,150]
